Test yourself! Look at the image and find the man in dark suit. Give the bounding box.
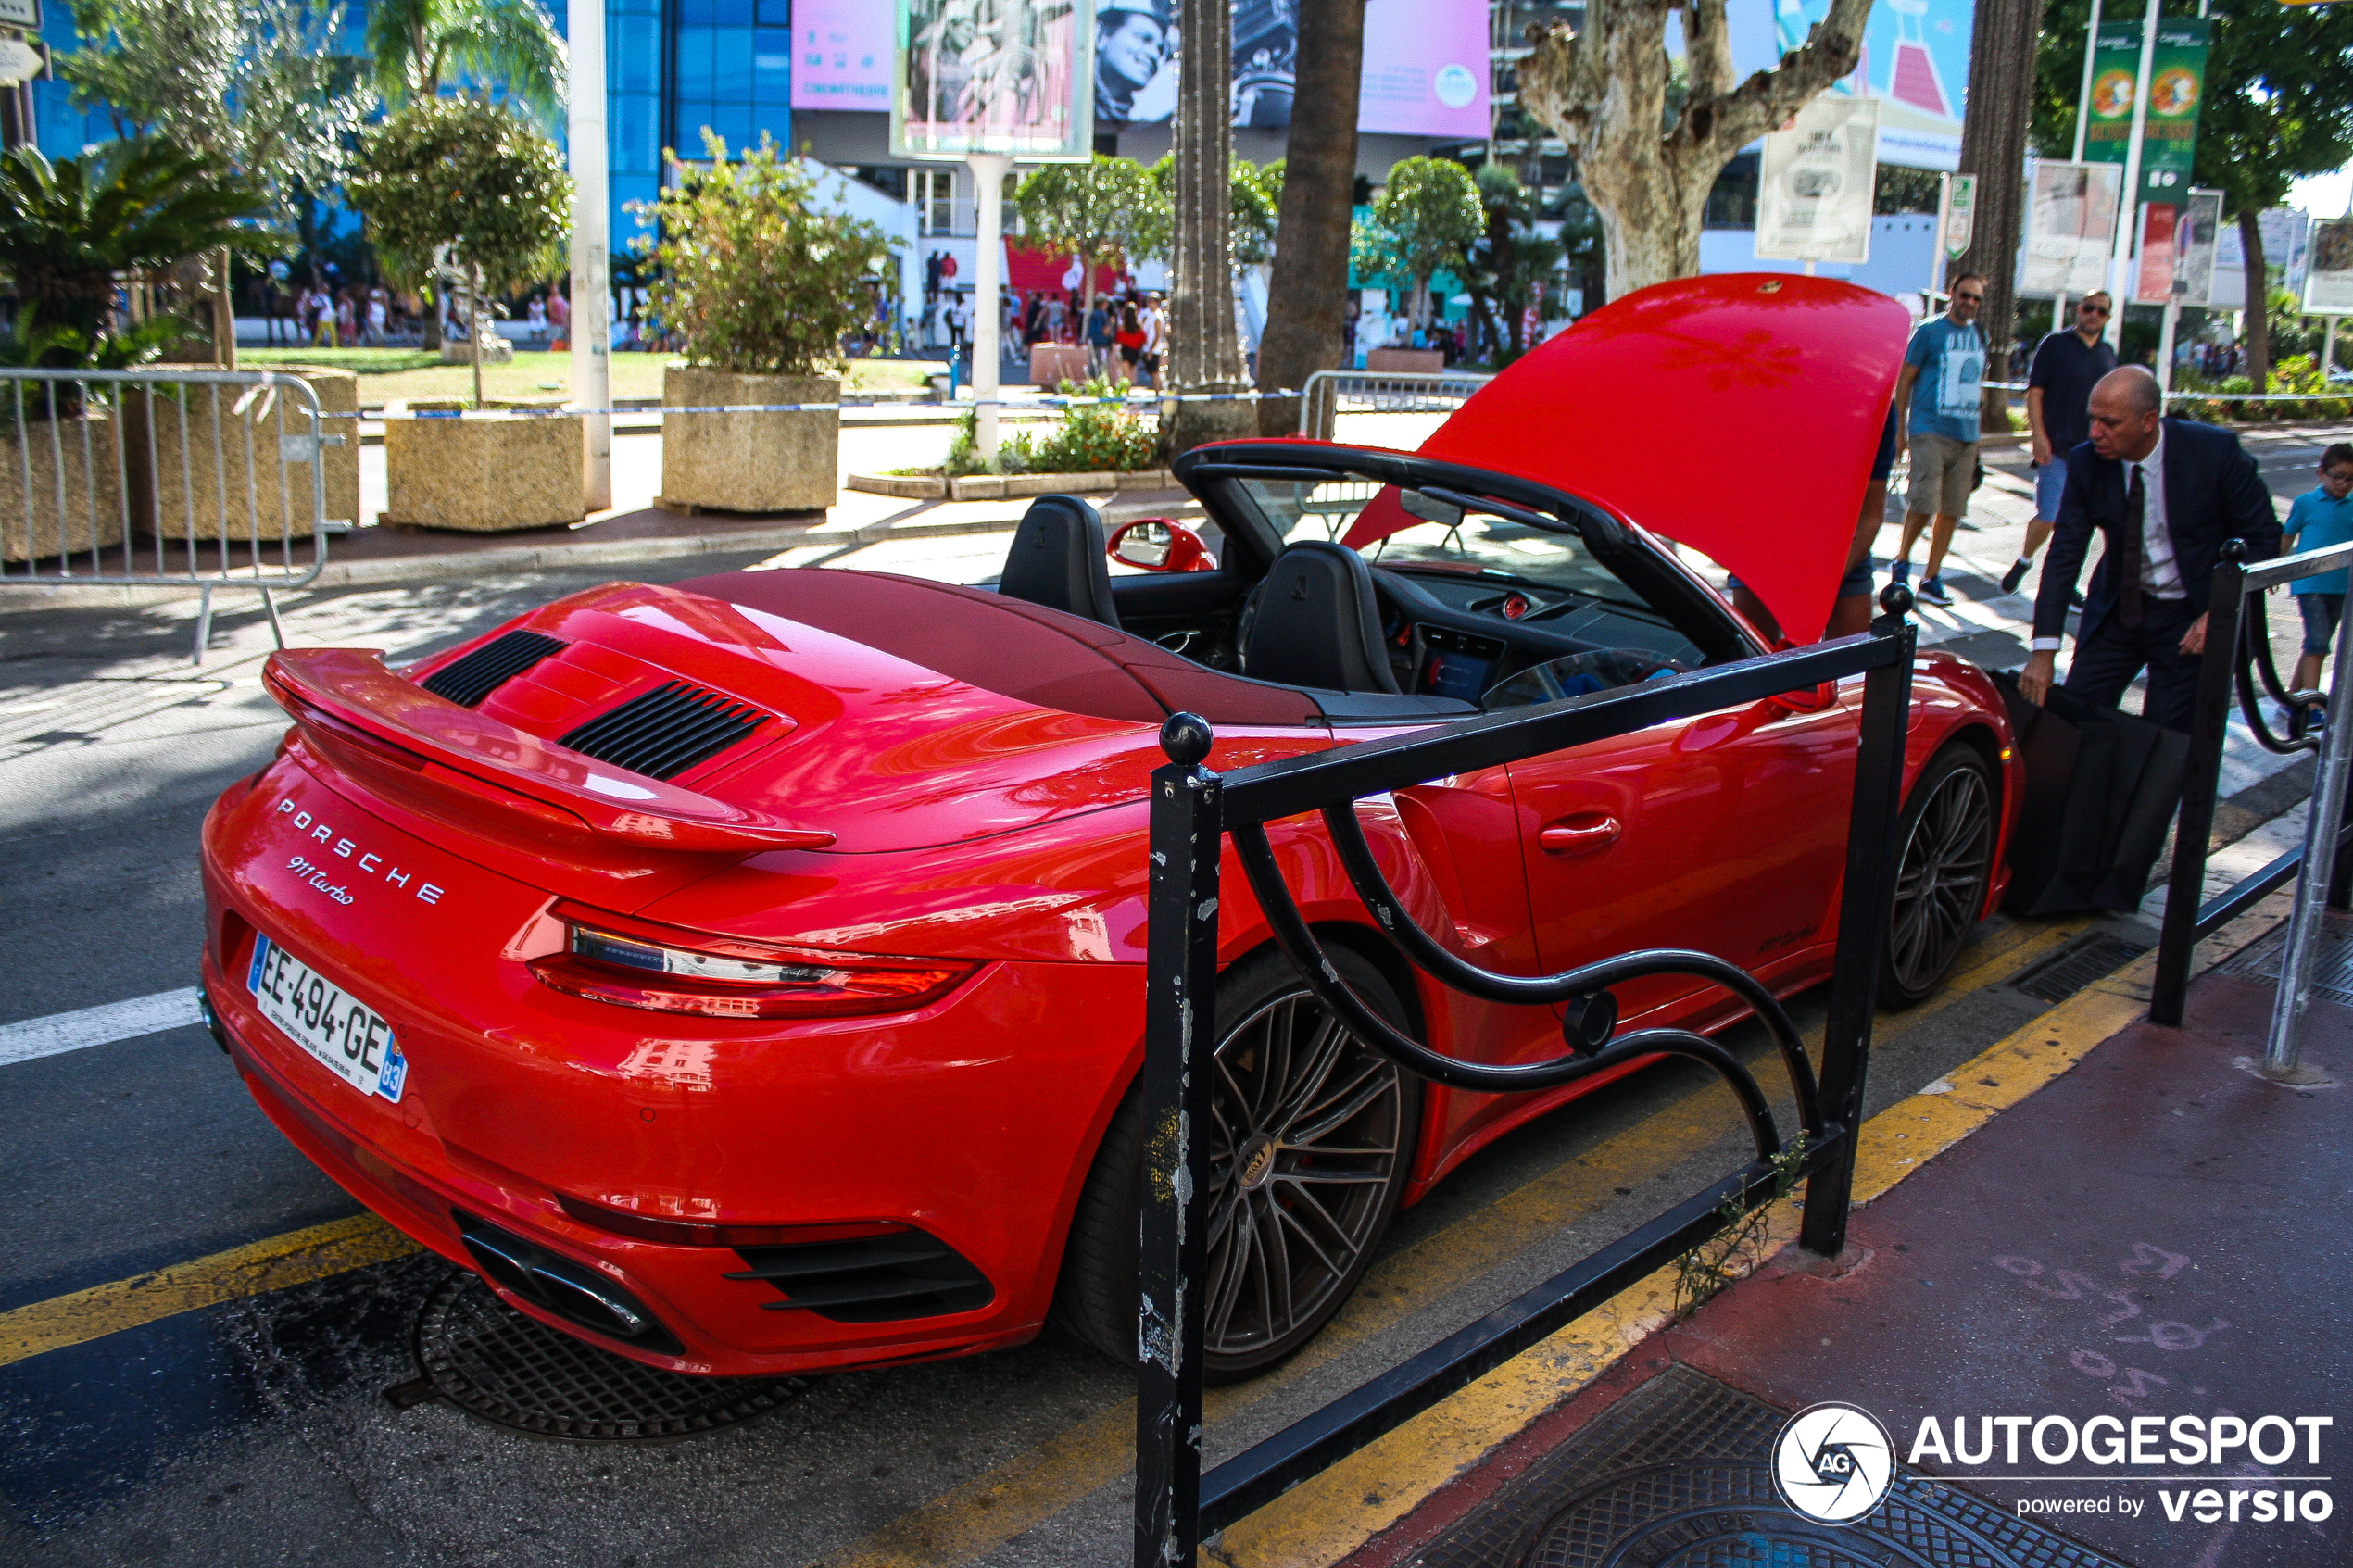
[2018,367,2280,730]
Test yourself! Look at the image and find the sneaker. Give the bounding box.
[2000,558,2031,596]
[1916,576,1953,606]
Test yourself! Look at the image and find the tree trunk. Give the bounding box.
[1517,0,1869,303]
[215,247,238,371]
[1955,0,2040,431]
[422,282,443,353]
[1166,0,1255,453]
[470,264,485,410]
[1252,0,1366,433]
[2239,207,2271,393]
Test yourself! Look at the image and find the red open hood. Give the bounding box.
[1379,274,1910,643]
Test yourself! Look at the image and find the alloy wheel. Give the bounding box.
[1202,988,1405,1362]
[1887,761,1995,996]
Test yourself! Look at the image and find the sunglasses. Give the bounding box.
[2079,304,2111,317]
[1954,293,1983,304]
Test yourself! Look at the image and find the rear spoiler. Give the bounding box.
[263,648,834,853]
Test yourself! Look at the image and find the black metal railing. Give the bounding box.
[2151,540,2353,1026]
[1133,604,1920,1567]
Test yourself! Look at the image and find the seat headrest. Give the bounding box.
[1243,541,1401,695]
[999,494,1120,629]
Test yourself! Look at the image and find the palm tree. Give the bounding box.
[365,0,566,120]
[0,138,279,358]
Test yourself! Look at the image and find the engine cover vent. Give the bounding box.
[558,680,768,780]
[725,1229,995,1323]
[421,629,568,708]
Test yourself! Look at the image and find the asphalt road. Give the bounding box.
[1,422,2346,1568]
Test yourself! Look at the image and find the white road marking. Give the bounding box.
[0,987,205,1068]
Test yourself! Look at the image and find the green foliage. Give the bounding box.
[1460,164,1567,363]
[346,96,570,298]
[629,132,898,378]
[60,0,375,224]
[1368,157,1484,321]
[1014,156,1164,285]
[365,0,566,120]
[0,138,281,354]
[1673,1135,1809,1322]
[943,377,1158,477]
[1144,154,1283,267]
[2032,0,2353,220]
[2174,354,2353,423]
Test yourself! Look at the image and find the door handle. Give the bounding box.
[1539,816,1622,856]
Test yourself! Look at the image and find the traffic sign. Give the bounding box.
[0,35,44,85]
[0,0,41,31]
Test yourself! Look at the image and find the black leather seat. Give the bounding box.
[1243,541,1401,694]
[999,495,1121,629]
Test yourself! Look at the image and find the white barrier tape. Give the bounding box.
[1983,378,2352,405]
[323,386,1360,420]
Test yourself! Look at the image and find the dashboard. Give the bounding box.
[1372,565,1713,706]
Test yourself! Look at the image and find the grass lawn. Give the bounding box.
[236,348,946,408]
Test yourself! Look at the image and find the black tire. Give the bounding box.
[1879,742,1999,1009]
[1052,944,1423,1382]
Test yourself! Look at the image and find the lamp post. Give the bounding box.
[568,0,613,511]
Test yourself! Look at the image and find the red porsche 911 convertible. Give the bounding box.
[198,277,2019,1381]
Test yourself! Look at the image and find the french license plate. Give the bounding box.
[246,935,408,1103]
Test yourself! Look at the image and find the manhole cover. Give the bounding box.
[2008,932,2151,1005]
[1415,1367,2127,1568]
[408,1268,807,1440]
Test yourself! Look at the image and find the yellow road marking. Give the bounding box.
[0,1215,419,1368]
[1212,896,2291,1566]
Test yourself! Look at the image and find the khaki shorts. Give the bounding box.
[1906,431,1978,517]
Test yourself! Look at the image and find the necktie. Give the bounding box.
[2118,463,2145,631]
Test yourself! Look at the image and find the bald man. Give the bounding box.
[2018,367,2280,731]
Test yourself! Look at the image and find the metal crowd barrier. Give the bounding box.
[0,368,336,662]
[1133,599,1920,1566]
[2151,539,2353,1079]
[1296,368,1491,440]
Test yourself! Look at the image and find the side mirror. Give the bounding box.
[1107,517,1216,573]
[1764,637,1840,714]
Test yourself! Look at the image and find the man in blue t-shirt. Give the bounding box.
[2281,442,2353,697]
[1887,273,1987,607]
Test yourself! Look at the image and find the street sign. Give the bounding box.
[0,34,42,84]
[891,0,1094,161]
[2308,219,2353,315]
[0,0,41,31]
[1753,94,1880,265]
[2085,19,2210,204]
[1942,173,1977,258]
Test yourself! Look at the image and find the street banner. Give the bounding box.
[2133,204,2178,304]
[2308,219,2353,315]
[2175,188,2222,307]
[2021,160,2123,295]
[1754,95,1881,265]
[2084,18,2210,205]
[892,0,1094,160]
[1941,172,1977,258]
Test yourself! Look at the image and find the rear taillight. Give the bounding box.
[528,908,976,1020]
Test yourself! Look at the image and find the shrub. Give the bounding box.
[633,132,898,377]
[943,378,1158,477]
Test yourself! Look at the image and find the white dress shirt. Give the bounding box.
[2032,423,2183,651]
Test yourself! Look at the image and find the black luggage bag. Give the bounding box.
[1990,670,2190,916]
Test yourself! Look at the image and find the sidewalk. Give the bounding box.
[1312,917,2347,1568]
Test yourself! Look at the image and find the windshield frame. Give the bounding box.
[1173,441,1764,667]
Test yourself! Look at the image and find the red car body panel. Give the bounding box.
[199,277,2020,1376]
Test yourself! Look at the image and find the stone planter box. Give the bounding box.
[0,412,123,563]
[120,367,361,541]
[658,366,837,514]
[1365,347,1445,373]
[846,469,1174,501]
[382,400,585,532]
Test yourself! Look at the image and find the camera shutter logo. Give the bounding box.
[1772,1401,1895,1524]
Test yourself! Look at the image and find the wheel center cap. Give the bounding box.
[1238,1134,1278,1191]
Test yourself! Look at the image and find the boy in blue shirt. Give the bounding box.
[2282,442,2353,696]
[1887,273,1987,607]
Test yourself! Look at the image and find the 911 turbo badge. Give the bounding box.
[271,796,447,907]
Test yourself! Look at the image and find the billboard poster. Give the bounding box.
[2083,19,2209,205]
[795,0,890,109]
[2020,160,2122,296]
[1724,0,1971,170]
[2133,203,2177,304]
[2175,187,2221,307]
[1754,95,1880,264]
[2309,219,2353,315]
[892,0,1094,160]
[1091,0,1488,136]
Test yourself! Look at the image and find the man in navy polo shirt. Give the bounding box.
[2003,292,2118,597]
